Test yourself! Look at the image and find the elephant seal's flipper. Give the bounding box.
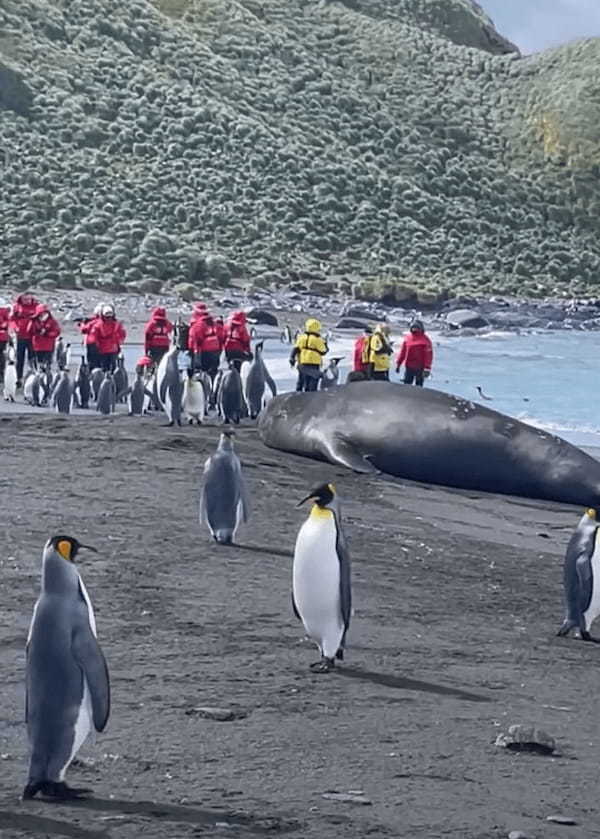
[322,435,378,474]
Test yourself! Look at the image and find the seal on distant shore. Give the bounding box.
[259,381,600,506]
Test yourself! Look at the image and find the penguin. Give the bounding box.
[96,373,116,415]
[182,369,205,425]
[52,371,73,415]
[157,345,183,427]
[37,366,52,406]
[113,355,128,403]
[292,482,351,672]
[55,338,71,371]
[243,342,277,420]
[90,368,104,402]
[74,358,91,409]
[24,535,110,800]
[23,368,38,405]
[319,357,343,390]
[557,508,600,641]
[3,344,17,402]
[127,370,147,417]
[200,430,250,544]
[280,325,293,344]
[217,361,244,425]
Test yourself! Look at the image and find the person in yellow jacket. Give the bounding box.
[290,318,329,391]
[362,323,393,381]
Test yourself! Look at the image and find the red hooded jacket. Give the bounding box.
[223,312,251,354]
[396,331,433,371]
[353,336,370,372]
[144,307,173,351]
[89,316,127,354]
[190,303,208,324]
[10,294,38,338]
[79,316,100,346]
[189,315,223,354]
[27,305,61,352]
[0,307,10,343]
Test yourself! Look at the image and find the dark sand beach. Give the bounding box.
[1,413,599,839]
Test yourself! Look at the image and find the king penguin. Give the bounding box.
[557,508,600,641]
[24,535,110,800]
[292,482,351,672]
[200,430,249,544]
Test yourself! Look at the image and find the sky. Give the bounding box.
[479,0,600,53]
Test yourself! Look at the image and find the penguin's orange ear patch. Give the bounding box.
[57,540,72,561]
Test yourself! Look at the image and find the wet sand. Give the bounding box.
[1,413,599,839]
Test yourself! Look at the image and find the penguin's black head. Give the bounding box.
[47,535,97,563]
[297,482,336,508]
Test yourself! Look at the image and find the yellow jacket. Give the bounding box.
[293,332,328,367]
[363,331,391,372]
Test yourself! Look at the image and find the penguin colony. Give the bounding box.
[12,328,600,800]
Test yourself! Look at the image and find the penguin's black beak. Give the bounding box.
[296,494,316,507]
[79,543,98,553]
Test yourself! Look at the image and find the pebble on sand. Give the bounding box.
[546,814,578,826]
[494,724,556,755]
[185,706,248,721]
[322,791,372,805]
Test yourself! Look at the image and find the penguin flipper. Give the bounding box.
[72,625,110,732]
[291,592,301,621]
[336,516,352,638]
[264,368,277,398]
[576,553,593,614]
[321,434,378,475]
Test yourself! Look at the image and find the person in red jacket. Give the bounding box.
[223,311,252,371]
[89,305,127,372]
[27,304,61,367]
[9,292,38,385]
[144,307,173,366]
[188,313,223,380]
[352,325,372,377]
[0,305,10,383]
[76,303,103,369]
[395,319,433,387]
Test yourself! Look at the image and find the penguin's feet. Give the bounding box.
[577,630,600,643]
[309,657,335,673]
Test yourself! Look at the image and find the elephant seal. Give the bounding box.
[258,381,600,506]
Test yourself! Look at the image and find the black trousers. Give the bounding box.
[404,367,424,387]
[99,353,118,373]
[372,370,389,381]
[296,365,320,392]
[148,347,167,366]
[0,341,6,381]
[16,337,34,382]
[86,344,100,370]
[198,351,220,378]
[35,350,53,367]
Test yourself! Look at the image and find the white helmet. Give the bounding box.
[102,304,115,317]
[93,303,103,315]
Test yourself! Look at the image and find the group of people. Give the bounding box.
[136,303,253,379]
[0,293,62,387]
[290,317,433,392]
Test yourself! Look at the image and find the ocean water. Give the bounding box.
[236,327,600,449]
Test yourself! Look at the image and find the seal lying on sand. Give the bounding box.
[258,381,600,506]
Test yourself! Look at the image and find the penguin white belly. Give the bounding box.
[164,389,174,421]
[583,534,600,631]
[61,676,93,780]
[293,514,344,659]
[4,365,16,400]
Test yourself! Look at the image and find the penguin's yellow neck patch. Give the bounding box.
[310,505,333,520]
[57,540,72,561]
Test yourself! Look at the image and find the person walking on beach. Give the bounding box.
[395,319,433,386]
[0,305,10,383]
[363,323,393,381]
[144,307,174,367]
[89,305,127,372]
[27,304,61,367]
[353,326,372,377]
[9,292,38,386]
[77,303,103,369]
[290,318,328,392]
[223,310,252,372]
[189,312,223,381]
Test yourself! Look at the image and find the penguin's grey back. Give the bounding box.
[201,448,249,541]
[218,368,244,423]
[128,375,146,416]
[52,373,72,414]
[96,376,115,415]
